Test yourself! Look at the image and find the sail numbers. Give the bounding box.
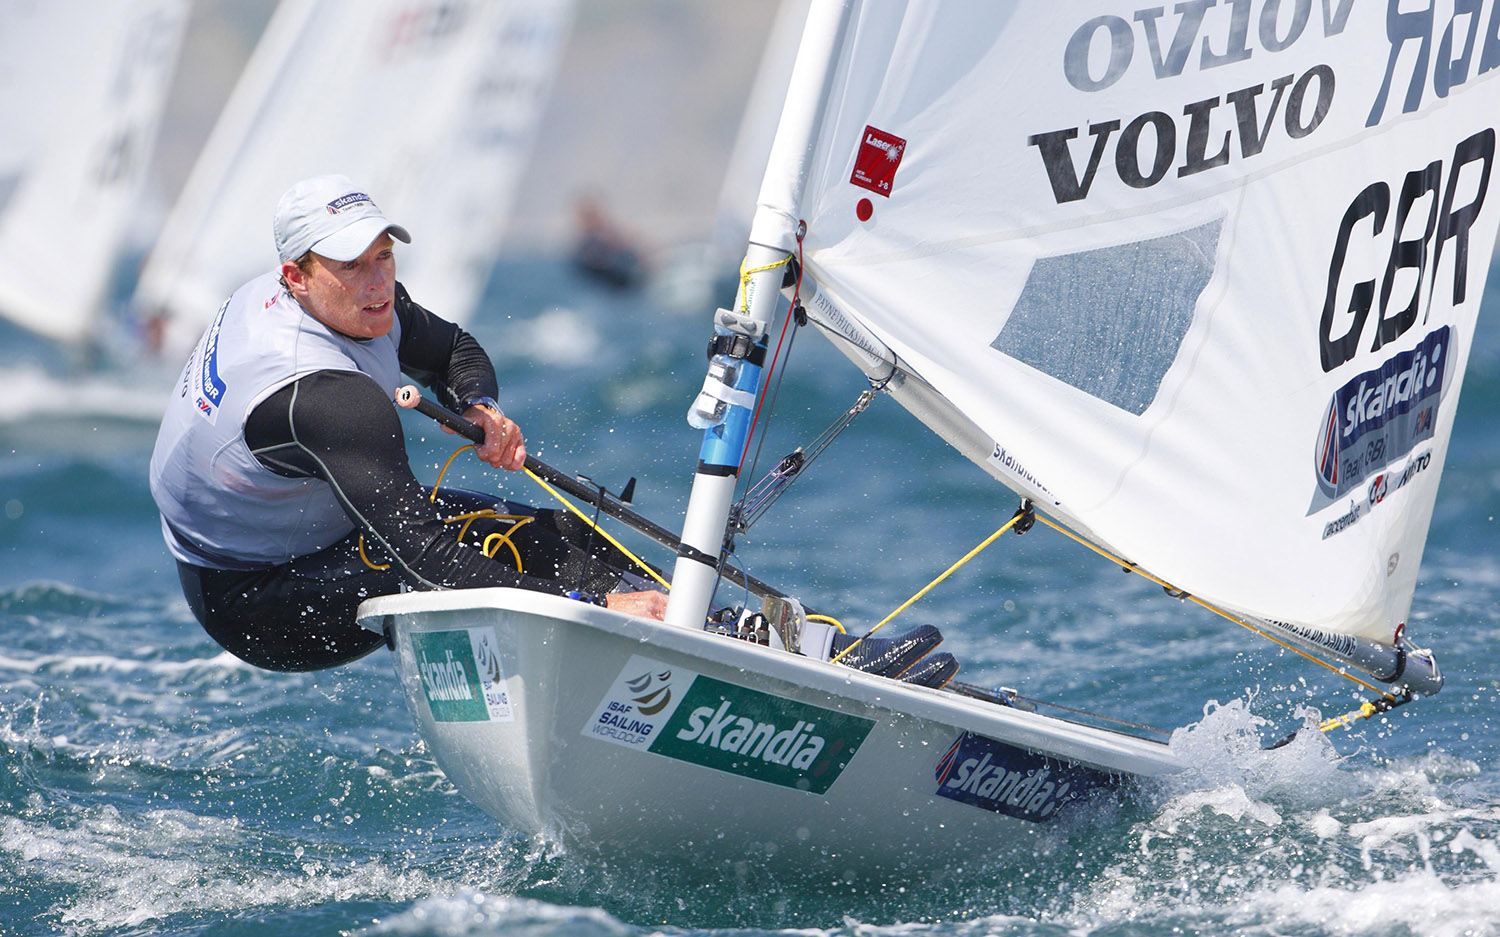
[1318,130,1493,373]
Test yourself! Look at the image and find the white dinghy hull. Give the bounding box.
[359,588,1181,873]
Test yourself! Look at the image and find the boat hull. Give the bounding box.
[358,588,1182,874]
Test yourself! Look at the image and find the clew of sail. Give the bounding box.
[0,0,188,344]
[748,2,1500,655]
[134,0,572,357]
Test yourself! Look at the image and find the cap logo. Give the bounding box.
[326,192,373,214]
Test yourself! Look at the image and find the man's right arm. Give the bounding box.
[244,369,564,594]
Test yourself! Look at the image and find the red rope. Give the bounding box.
[738,228,805,470]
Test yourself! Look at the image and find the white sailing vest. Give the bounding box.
[149,271,404,569]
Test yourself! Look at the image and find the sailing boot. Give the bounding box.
[897,651,958,689]
[828,624,942,678]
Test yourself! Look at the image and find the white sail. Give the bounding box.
[747,1,1500,644]
[0,0,188,343]
[135,0,572,356]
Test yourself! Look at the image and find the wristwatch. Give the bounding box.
[464,396,503,417]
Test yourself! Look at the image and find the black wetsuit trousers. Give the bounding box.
[176,498,644,672]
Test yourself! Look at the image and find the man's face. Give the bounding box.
[284,233,396,339]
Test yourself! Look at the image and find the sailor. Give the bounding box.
[149,174,669,671]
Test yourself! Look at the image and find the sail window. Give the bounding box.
[992,219,1221,415]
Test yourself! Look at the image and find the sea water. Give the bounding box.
[1,256,1498,937]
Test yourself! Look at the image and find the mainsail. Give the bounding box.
[0,0,188,343]
[730,1,1500,650]
[135,0,572,357]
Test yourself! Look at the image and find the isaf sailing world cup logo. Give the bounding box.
[625,668,673,715]
[584,655,875,794]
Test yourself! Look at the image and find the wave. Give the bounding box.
[1056,700,1500,937]
[0,361,171,427]
[0,580,132,616]
[0,807,447,935]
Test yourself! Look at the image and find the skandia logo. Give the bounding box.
[409,628,511,723]
[988,443,1054,499]
[1310,326,1449,513]
[326,192,373,213]
[585,660,874,794]
[419,649,472,702]
[933,732,1113,823]
[674,701,826,771]
[944,756,1071,818]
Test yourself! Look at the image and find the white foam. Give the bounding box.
[356,891,634,937]
[1219,870,1500,937]
[1065,697,1500,936]
[0,648,251,678]
[0,807,448,935]
[1164,697,1346,803]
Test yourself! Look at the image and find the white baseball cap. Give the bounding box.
[273,174,411,263]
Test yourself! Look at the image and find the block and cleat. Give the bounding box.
[830,624,942,678]
[897,651,958,689]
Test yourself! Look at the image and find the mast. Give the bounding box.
[664,0,855,628]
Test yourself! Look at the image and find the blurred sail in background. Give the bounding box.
[134,0,573,356]
[655,0,809,313]
[708,0,809,268]
[0,0,189,344]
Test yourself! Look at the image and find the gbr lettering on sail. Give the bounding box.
[1030,0,1500,205]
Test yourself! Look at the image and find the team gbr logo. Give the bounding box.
[583,655,874,794]
[1310,326,1449,519]
[191,300,231,425]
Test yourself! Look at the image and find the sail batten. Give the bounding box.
[756,0,1500,644]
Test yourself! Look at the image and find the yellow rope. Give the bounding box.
[819,498,1404,731]
[522,468,671,590]
[738,255,792,313]
[480,516,534,572]
[1320,702,1380,733]
[1031,514,1393,697]
[429,446,473,500]
[1316,691,1412,732]
[830,512,1023,665]
[1027,512,1406,729]
[357,534,390,571]
[806,613,845,633]
[419,438,1409,730]
[422,443,669,589]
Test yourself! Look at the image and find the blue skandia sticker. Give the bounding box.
[1310,325,1449,516]
[933,731,1115,822]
